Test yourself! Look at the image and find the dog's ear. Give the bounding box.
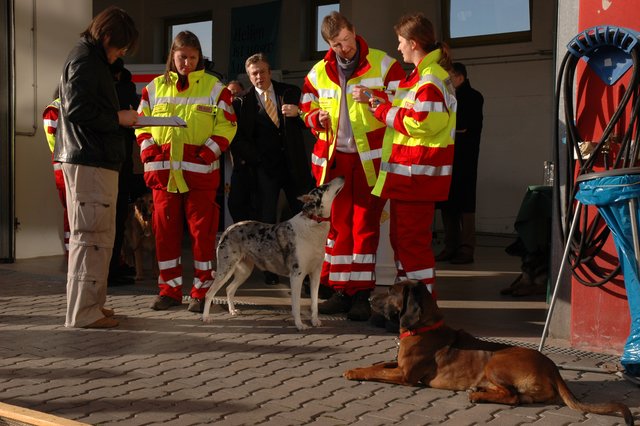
[298,194,313,204]
[399,283,423,329]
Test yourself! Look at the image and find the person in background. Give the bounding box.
[300,11,405,321]
[42,89,69,256]
[54,6,139,329]
[368,12,456,330]
[107,58,142,286]
[136,31,237,313]
[228,53,314,285]
[435,62,484,264]
[227,80,245,100]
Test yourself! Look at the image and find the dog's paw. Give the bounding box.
[295,322,310,331]
[201,315,214,324]
[229,308,240,316]
[343,369,360,380]
[311,318,322,327]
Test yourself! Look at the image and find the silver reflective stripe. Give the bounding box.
[144,160,219,173]
[324,253,332,262]
[204,138,222,157]
[307,67,319,87]
[145,81,157,110]
[158,257,181,270]
[330,255,352,265]
[386,107,399,128]
[301,92,318,104]
[380,54,394,76]
[353,253,375,264]
[414,101,445,113]
[387,80,400,91]
[381,162,452,177]
[158,275,183,287]
[359,148,382,161]
[318,88,338,98]
[53,163,62,171]
[194,260,213,270]
[182,160,218,173]
[350,271,375,281]
[358,77,384,88]
[311,153,327,168]
[43,119,57,128]
[217,100,233,115]
[156,96,211,105]
[406,267,434,281]
[140,138,156,151]
[329,272,350,282]
[193,277,213,289]
[326,238,335,248]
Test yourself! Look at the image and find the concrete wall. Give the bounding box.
[16,0,559,258]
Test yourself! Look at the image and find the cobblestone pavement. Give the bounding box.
[1,250,639,425]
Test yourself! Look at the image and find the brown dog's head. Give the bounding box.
[134,192,154,237]
[371,280,443,331]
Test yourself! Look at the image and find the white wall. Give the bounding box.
[14,0,92,258]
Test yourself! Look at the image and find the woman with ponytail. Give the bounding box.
[369,13,457,315]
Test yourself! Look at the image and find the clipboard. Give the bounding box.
[133,116,187,128]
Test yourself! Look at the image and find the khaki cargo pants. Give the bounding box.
[62,163,118,328]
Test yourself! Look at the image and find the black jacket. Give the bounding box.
[53,37,124,171]
[230,81,313,193]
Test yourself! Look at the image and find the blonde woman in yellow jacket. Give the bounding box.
[136,31,237,312]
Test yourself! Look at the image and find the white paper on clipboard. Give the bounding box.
[133,116,187,128]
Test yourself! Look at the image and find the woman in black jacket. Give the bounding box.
[54,6,139,329]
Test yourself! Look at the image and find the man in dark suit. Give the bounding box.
[436,62,484,264]
[228,53,314,284]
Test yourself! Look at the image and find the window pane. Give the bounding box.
[316,3,340,52]
[171,20,213,60]
[449,0,529,39]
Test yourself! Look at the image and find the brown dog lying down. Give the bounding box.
[344,281,633,425]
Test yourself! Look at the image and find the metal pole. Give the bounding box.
[539,202,583,352]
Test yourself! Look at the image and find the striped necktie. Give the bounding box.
[263,90,279,127]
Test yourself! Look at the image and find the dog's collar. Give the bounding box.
[304,213,330,223]
[398,320,445,340]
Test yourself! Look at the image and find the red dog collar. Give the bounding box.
[399,320,445,340]
[305,213,330,223]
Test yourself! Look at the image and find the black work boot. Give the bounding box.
[347,290,372,321]
[318,291,351,314]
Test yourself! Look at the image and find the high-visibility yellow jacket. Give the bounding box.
[372,49,456,201]
[136,69,237,193]
[300,36,405,186]
[43,98,61,153]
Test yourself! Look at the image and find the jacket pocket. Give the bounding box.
[73,192,112,233]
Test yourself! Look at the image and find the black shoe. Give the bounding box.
[150,295,181,310]
[385,318,399,333]
[435,249,455,261]
[108,274,135,287]
[347,290,372,321]
[318,284,335,300]
[187,297,205,313]
[369,312,387,328]
[264,271,280,286]
[318,292,351,314]
[450,253,474,264]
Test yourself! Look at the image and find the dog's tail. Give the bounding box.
[555,372,633,425]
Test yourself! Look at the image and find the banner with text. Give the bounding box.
[228,1,281,79]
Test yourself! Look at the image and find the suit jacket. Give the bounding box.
[230,80,313,194]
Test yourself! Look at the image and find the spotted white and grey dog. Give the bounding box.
[202,177,345,330]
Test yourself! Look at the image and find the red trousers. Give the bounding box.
[389,199,437,297]
[322,152,386,296]
[152,188,219,301]
[54,167,69,253]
